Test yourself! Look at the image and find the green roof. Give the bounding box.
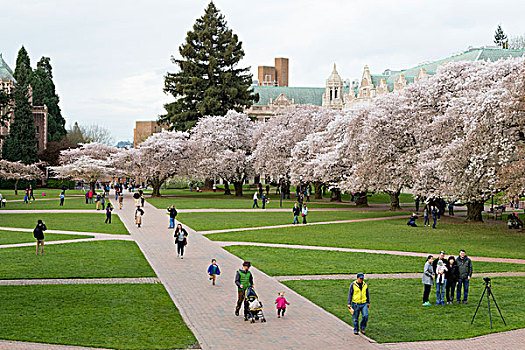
[251,86,326,106]
[0,53,15,81]
[378,48,525,91]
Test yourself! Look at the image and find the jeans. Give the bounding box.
[436,279,446,304]
[457,278,469,302]
[432,217,437,229]
[424,216,429,226]
[351,302,369,332]
[169,217,175,228]
[262,200,266,209]
[293,215,299,224]
[252,199,259,208]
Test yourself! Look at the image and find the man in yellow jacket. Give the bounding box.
[347,273,370,335]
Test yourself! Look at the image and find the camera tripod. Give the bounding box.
[470,278,506,329]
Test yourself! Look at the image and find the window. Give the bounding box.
[335,88,338,99]
[329,89,333,100]
[35,125,39,133]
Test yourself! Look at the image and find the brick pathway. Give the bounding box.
[215,241,525,265]
[0,226,121,237]
[0,209,101,213]
[112,193,374,349]
[275,272,525,282]
[0,277,160,286]
[199,215,408,234]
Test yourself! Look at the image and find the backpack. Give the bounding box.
[33,227,41,239]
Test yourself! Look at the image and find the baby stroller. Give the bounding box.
[244,287,266,323]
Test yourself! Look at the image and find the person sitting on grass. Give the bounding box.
[422,255,434,306]
[407,213,418,227]
[33,220,47,256]
[207,259,221,285]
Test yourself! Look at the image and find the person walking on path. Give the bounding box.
[252,192,259,208]
[105,203,113,224]
[118,194,124,210]
[33,219,47,256]
[292,203,300,224]
[431,206,438,229]
[423,205,430,227]
[235,261,254,320]
[167,205,178,229]
[275,292,290,318]
[422,255,434,306]
[302,205,308,224]
[347,273,370,335]
[135,207,144,228]
[207,259,221,285]
[140,192,145,207]
[445,256,459,304]
[174,224,188,259]
[59,192,65,206]
[456,249,473,304]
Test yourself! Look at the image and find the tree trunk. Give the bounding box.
[224,180,231,195]
[204,178,213,190]
[14,179,19,195]
[314,181,323,200]
[90,181,96,193]
[355,192,369,207]
[233,181,243,197]
[466,201,484,222]
[330,188,342,202]
[254,174,260,185]
[151,178,163,197]
[388,190,401,211]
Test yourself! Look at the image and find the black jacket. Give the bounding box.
[445,263,459,281]
[33,223,47,240]
[292,206,301,216]
[174,228,188,241]
[168,208,178,218]
[432,257,449,278]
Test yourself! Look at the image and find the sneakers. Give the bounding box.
[463,301,468,304]
[354,331,359,335]
[177,254,179,258]
[456,300,461,304]
[422,302,431,306]
[277,315,280,318]
[235,310,239,316]
[360,329,366,335]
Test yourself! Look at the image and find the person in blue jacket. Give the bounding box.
[207,259,221,286]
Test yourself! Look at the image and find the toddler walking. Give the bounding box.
[207,259,221,285]
[275,292,290,318]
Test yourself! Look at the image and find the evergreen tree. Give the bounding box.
[494,25,508,48]
[13,46,32,87]
[32,57,67,142]
[2,85,38,164]
[161,1,258,131]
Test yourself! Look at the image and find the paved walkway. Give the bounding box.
[199,215,408,234]
[0,226,122,237]
[275,271,525,281]
[215,241,525,264]
[112,193,374,349]
[0,277,160,286]
[0,209,101,213]
[0,340,109,350]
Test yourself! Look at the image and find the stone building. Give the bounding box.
[0,53,48,155]
[325,47,525,110]
[133,120,167,148]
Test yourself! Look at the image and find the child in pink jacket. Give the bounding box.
[275,292,290,318]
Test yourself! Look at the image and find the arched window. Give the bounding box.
[329,89,333,100]
[335,88,338,99]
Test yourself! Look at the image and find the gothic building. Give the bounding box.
[0,53,48,155]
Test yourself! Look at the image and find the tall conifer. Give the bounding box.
[161,1,257,131]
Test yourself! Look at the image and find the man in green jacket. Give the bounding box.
[235,261,254,319]
[456,249,473,304]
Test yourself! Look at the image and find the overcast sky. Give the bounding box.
[1,0,524,142]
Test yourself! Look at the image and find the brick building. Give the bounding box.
[133,120,167,148]
[257,57,289,87]
[0,53,48,155]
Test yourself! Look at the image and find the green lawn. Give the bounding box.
[0,189,86,200]
[206,217,525,259]
[0,241,155,279]
[0,230,90,245]
[1,197,100,210]
[178,210,410,231]
[148,195,353,210]
[284,277,525,343]
[0,284,197,349]
[224,246,525,276]
[0,213,129,234]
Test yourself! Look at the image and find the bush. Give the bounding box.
[46,178,76,189]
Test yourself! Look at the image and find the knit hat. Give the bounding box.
[357,273,364,279]
[243,261,251,267]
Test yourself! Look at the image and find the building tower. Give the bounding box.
[322,63,344,109]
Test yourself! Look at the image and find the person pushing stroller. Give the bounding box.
[235,261,254,320]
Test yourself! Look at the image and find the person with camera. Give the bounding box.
[33,220,47,256]
[456,249,473,304]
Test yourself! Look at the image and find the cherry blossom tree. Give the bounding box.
[191,111,254,196]
[52,142,118,191]
[252,104,340,199]
[115,131,190,197]
[0,159,44,194]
